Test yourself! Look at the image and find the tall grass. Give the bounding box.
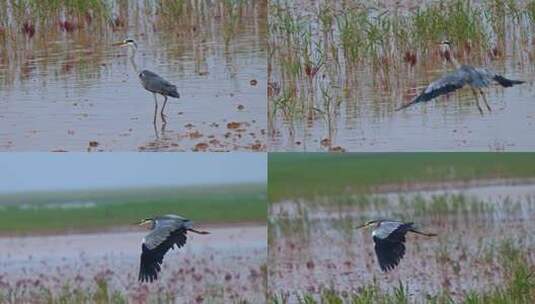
[268,0,535,124]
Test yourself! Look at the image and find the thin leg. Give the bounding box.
[479,89,492,112]
[471,88,483,115]
[161,95,168,124]
[153,93,158,125]
[153,123,159,139]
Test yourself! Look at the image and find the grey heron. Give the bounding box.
[396,40,525,114]
[356,219,436,272]
[114,39,180,124]
[137,214,210,282]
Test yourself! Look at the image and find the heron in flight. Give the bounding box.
[356,219,436,272]
[114,39,180,124]
[137,214,210,282]
[396,40,524,114]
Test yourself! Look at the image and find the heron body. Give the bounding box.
[396,41,524,113]
[115,39,180,124]
[137,214,209,283]
[139,70,180,99]
[357,219,436,272]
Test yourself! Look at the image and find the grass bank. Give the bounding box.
[0,183,266,234]
[268,153,535,202]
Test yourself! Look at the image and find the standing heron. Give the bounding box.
[137,214,210,282]
[356,219,436,272]
[114,39,180,124]
[396,40,524,114]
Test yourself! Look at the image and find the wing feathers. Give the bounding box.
[373,223,412,271]
[139,227,187,282]
[140,70,180,98]
[396,72,467,111]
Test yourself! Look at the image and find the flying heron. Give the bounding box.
[396,40,524,114]
[356,219,436,272]
[137,214,210,282]
[114,39,180,124]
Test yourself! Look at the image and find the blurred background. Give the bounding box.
[0,153,267,303]
[269,153,535,303]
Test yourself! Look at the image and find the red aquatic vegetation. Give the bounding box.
[59,20,76,32]
[403,51,417,67]
[22,22,35,38]
[304,63,320,78]
[114,16,126,28]
[489,46,501,59]
[84,12,93,25]
[463,41,472,54]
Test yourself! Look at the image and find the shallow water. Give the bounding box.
[0,224,267,303]
[268,0,535,152]
[0,1,267,151]
[268,183,535,302]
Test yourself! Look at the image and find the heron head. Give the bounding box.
[438,40,453,61]
[356,219,379,230]
[113,39,138,49]
[439,39,452,51]
[137,218,153,229]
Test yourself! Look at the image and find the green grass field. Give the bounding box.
[269,153,535,202]
[0,183,266,234]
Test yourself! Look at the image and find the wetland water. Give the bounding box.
[0,1,267,151]
[268,0,535,152]
[0,224,267,303]
[268,183,535,302]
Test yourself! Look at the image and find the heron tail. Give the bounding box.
[409,228,437,237]
[493,75,525,88]
[169,90,180,98]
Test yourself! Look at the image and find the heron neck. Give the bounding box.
[128,47,139,73]
[449,54,461,69]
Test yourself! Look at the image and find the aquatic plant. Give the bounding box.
[268,0,535,137]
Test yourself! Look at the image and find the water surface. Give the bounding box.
[0,1,267,151]
[269,183,535,302]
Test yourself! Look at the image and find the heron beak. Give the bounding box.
[355,224,368,229]
[112,41,126,47]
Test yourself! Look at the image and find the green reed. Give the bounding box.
[269,0,534,118]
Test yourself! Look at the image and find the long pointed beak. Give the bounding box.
[112,42,125,47]
[355,224,367,229]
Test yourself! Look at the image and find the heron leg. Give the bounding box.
[479,89,492,112]
[471,88,483,115]
[161,95,168,124]
[153,93,158,125]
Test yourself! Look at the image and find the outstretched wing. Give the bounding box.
[139,224,187,282]
[139,70,180,98]
[373,223,413,272]
[396,69,470,111]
